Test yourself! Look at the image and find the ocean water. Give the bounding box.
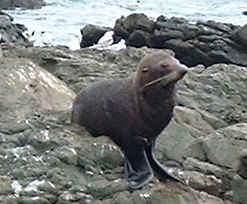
[5,0,247,49]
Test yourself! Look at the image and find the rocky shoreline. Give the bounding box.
[0,6,247,204]
[81,13,247,68]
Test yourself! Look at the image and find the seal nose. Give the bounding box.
[177,64,188,78]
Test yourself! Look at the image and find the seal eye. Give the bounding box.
[142,67,149,72]
[161,63,169,68]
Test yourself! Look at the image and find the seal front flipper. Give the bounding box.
[146,142,185,184]
[123,140,153,190]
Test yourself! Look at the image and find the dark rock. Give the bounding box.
[112,13,247,67]
[156,15,168,22]
[0,12,31,46]
[231,24,247,48]
[114,13,154,40]
[150,29,184,48]
[126,29,151,47]
[79,13,247,67]
[197,20,234,34]
[80,24,111,48]
[118,13,153,33]
[0,0,45,9]
[78,13,247,67]
[237,149,247,179]
[0,10,13,21]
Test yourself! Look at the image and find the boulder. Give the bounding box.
[80,24,111,48]
[0,0,45,9]
[114,13,154,40]
[0,57,75,133]
[77,13,247,67]
[231,24,247,47]
[0,12,31,45]
[178,64,247,126]
[80,13,247,67]
[237,149,247,179]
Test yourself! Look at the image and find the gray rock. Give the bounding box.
[114,13,154,39]
[0,12,31,46]
[0,45,243,204]
[237,149,247,179]
[231,24,247,47]
[86,179,128,200]
[202,123,247,169]
[0,0,45,9]
[80,24,111,48]
[18,197,50,204]
[232,175,247,204]
[178,64,247,126]
[0,57,75,133]
[0,176,14,195]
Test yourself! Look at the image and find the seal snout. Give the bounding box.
[174,63,188,80]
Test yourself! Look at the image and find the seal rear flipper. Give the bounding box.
[123,144,153,190]
[146,142,185,184]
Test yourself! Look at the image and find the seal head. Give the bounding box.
[136,51,187,92]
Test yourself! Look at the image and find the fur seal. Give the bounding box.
[72,51,188,189]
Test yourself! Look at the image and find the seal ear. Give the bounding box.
[142,67,149,73]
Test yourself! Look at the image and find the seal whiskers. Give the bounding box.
[142,71,177,90]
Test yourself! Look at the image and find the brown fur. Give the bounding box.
[72,51,187,150]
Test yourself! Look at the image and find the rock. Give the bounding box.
[231,24,247,48]
[114,13,154,40]
[0,0,45,9]
[0,44,244,204]
[202,123,247,169]
[182,123,247,201]
[0,12,31,45]
[0,57,75,133]
[126,29,151,47]
[0,46,2,57]
[80,24,111,48]
[1,45,152,93]
[86,179,128,200]
[17,197,50,204]
[0,176,14,195]
[184,171,223,196]
[237,149,247,179]
[112,182,226,204]
[232,175,247,204]
[54,146,78,165]
[77,13,247,67]
[178,64,247,126]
